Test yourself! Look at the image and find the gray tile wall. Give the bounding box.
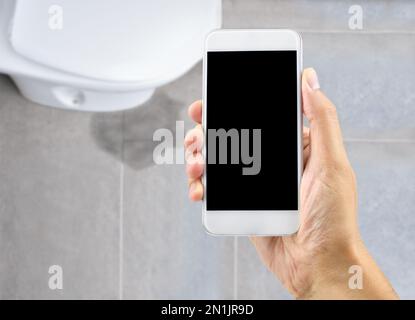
[0,0,414,299]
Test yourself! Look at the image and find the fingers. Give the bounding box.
[184,125,204,151]
[186,155,204,179]
[185,125,204,168]
[189,179,204,201]
[186,100,204,201]
[188,100,202,124]
[185,127,204,199]
[301,68,348,164]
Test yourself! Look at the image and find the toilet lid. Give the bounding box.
[9,0,221,83]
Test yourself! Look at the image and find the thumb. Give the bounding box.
[302,68,347,164]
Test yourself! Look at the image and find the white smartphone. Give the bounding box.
[202,29,303,236]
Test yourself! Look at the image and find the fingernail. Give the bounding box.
[306,68,320,91]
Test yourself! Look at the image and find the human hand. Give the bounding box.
[185,68,397,299]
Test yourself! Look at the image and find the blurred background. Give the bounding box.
[0,0,414,299]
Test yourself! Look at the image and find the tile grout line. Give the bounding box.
[233,236,238,300]
[118,161,124,300]
[118,112,126,300]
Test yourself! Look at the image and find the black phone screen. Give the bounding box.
[206,51,299,211]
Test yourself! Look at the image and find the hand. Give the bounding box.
[185,68,398,299]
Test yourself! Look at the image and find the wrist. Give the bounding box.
[297,239,398,299]
[299,239,363,299]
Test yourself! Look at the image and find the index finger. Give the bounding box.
[188,100,202,124]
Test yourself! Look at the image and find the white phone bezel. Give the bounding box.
[202,29,303,236]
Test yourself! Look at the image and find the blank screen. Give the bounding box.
[206,51,298,211]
